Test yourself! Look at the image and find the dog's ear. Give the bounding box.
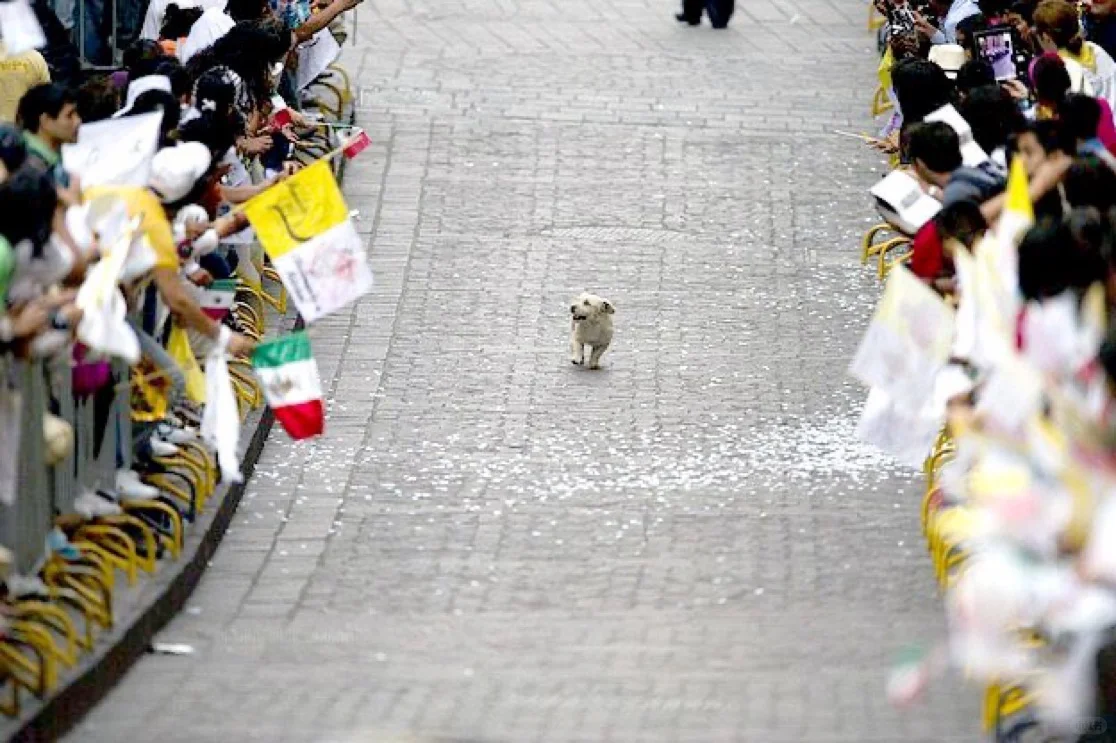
[602,301,615,314]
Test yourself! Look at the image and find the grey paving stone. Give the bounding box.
[67,0,982,741]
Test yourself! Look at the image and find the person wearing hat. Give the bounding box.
[929,43,967,79]
[82,142,256,357]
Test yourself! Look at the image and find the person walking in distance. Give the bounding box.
[675,0,735,28]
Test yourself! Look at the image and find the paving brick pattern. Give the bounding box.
[69,1,983,741]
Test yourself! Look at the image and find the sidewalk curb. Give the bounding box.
[10,390,281,743]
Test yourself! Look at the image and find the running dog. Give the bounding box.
[569,292,614,370]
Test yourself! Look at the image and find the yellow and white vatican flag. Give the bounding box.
[243,160,373,324]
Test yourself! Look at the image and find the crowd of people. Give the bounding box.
[0,0,360,712]
[862,0,1116,739]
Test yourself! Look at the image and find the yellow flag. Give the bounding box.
[996,156,1033,248]
[166,323,206,403]
[242,160,348,260]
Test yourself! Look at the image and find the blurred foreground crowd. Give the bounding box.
[861,0,1116,739]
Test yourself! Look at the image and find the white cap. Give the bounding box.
[929,44,966,80]
[149,142,212,203]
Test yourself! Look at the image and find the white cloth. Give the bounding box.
[176,7,233,64]
[201,328,242,483]
[1080,42,1116,111]
[929,0,981,44]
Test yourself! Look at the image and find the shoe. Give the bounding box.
[7,574,49,600]
[74,490,123,519]
[675,12,701,24]
[155,421,197,445]
[150,438,180,457]
[46,527,82,561]
[116,470,161,500]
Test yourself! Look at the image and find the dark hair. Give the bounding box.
[955,13,988,50]
[1033,118,1070,153]
[1010,0,1038,24]
[0,166,58,253]
[892,58,955,125]
[123,39,166,79]
[178,111,242,162]
[192,66,240,120]
[907,121,964,173]
[160,3,204,39]
[0,124,27,173]
[1034,0,1085,54]
[225,0,269,22]
[1061,93,1102,143]
[956,60,997,95]
[961,84,1024,153]
[186,20,290,109]
[1031,52,1071,103]
[1064,156,1116,211]
[935,200,987,248]
[75,74,119,123]
[126,89,181,147]
[15,83,76,132]
[153,58,192,100]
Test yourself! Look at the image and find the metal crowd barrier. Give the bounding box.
[0,358,132,574]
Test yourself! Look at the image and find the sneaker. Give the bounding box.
[116,469,160,500]
[7,574,49,600]
[156,421,197,445]
[45,527,81,561]
[150,438,180,457]
[74,490,123,519]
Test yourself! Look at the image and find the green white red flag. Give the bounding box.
[251,331,324,439]
[193,278,237,321]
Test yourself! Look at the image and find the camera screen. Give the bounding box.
[976,29,1017,81]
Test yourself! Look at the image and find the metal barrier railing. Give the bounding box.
[0,357,135,575]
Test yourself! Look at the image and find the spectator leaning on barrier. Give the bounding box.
[914,0,982,44]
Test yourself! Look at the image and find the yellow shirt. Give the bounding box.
[0,44,50,123]
[83,185,179,270]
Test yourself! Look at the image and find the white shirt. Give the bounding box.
[930,0,981,44]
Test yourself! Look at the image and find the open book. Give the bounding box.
[869,170,941,234]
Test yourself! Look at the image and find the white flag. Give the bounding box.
[62,112,162,188]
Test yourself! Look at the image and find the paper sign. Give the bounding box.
[0,0,46,55]
[849,265,956,405]
[295,30,341,91]
[870,170,941,234]
[857,388,943,468]
[63,112,162,188]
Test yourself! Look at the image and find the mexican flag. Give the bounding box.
[251,331,324,439]
[192,278,237,321]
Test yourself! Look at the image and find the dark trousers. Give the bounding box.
[681,0,734,27]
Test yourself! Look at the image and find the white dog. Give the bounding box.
[569,292,614,369]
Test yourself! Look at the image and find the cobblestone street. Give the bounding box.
[70,0,982,740]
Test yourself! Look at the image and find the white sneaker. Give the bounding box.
[7,574,49,599]
[156,422,197,445]
[150,439,179,457]
[116,470,160,500]
[74,491,123,519]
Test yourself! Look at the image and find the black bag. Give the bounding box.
[704,0,734,28]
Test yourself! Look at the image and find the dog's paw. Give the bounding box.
[571,358,584,365]
[587,363,600,370]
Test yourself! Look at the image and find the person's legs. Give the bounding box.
[677,0,703,24]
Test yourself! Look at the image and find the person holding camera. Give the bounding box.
[912,0,982,44]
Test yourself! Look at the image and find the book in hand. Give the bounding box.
[869,170,942,235]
